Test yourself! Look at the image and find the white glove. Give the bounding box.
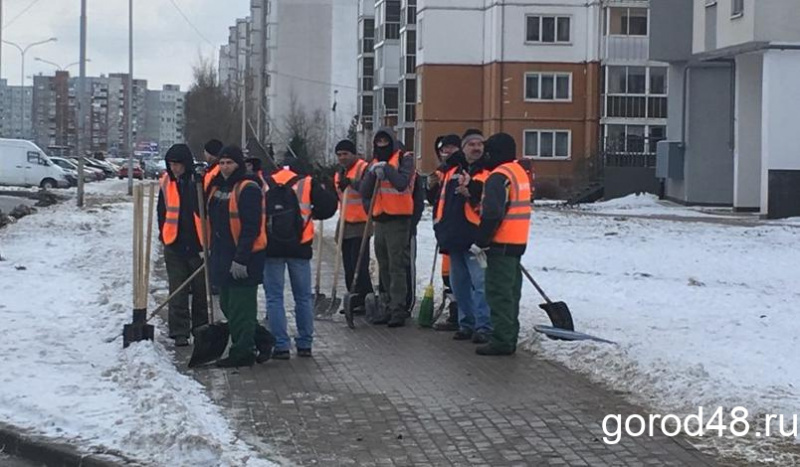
[469,244,488,269]
[374,166,386,180]
[230,261,248,279]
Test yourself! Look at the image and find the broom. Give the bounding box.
[416,242,438,328]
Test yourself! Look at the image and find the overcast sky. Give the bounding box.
[1,0,250,90]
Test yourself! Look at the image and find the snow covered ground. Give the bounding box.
[0,181,277,466]
[412,196,800,463]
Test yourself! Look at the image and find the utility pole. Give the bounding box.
[1,0,4,83]
[77,0,87,207]
[240,67,246,149]
[126,0,134,196]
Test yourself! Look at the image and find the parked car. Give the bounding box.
[0,138,71,189]
[83,157,117,178]
[49,157,82,186]
[68,158,105,181]
[142,158,167,179]
[118,165,144,180]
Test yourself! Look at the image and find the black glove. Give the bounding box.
[445,150,467,170]
[337,176,351,192]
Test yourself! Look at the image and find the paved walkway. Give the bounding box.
[172,314,719,466]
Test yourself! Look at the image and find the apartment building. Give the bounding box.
[356,1,376,152]
[109,74,148,157]
[220,1,357,159]
[0,79,34,140]
[32,71,74,151]
[651,0,800,218]
[144,84,186,156]
[416,0,602,185]
[372,0,401,140]
[397,0,417,150]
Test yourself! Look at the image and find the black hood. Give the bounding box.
[484,133,517,170]
[373,127,399,161]
[164,144,195,180]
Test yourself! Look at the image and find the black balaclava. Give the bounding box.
[483,133,517,171]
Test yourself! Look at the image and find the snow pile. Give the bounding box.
[594,192,663,210]
[0,182,277,466]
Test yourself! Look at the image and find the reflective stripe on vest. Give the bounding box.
[490,162,532,245]
[433,166,488,226]
[208,180,267,252]
[371,151,414,217]
[335,159,369,223]
[268,169,314,244]
[159,173,204,247]
[441,253,451,277]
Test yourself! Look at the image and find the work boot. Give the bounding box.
[433,321,458,331]
[387,314,407,328]
[434,301,459,331]
[472,332,490,344]
[216,354,255,368]
[475,345,516,356]
[453,330,473,341]
[272,350,291,360]
[255,325,276,364]
[174,336,189,347]
[297,348,312,358]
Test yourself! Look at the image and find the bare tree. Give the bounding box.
[184,55,239,157]
[279,92,328,173]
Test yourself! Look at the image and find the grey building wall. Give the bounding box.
[650,0,693,62]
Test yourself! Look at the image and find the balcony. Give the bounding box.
[601,35,650,62]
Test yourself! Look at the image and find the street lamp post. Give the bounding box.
[1,37,57,138]
[77,0,88,207]
[35,57,90,71]
[127,0,134,197]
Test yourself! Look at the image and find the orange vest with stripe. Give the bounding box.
[488,162,532,246]
[441,253,451,277]
[433,166,489,227]
[159,174,205,247]
[370,151,414,217]
[267,168,314,244]
[203,164,220,191]
[208,179,267,252]
[334,159,369,223]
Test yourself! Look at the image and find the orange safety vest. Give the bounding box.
[208,179,267,252]
[370,151,415,217]
[203,164,220,191]
[433,166,489,226]
[159,173,205,247]
[489,161,532,246]
[266,168,314,244]
[334,159,369,223]
[441,253,451,278]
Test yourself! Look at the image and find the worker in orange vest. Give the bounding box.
[263,156,337,359]
[474,133,532,356]
[334,139,373,313]
[206,145,274,367]
[426,134,462,331]
[202,139,223,191]
[434,129,493,344]
[360,128,416,327]
[157,144,207,347]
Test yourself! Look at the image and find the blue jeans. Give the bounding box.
[263,257,314,351]
[448,250,492,334]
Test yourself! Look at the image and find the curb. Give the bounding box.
[0,423,140,467]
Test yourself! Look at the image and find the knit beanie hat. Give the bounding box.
[461,129,484,148]
[204,139,223,157]
[218,145,245,166]
[335,139,357,154]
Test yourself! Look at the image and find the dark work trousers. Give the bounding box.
[341,236,374,308]
[164,246,208,338]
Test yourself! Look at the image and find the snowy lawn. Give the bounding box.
[0,181,277,466]
[412,196,800,462]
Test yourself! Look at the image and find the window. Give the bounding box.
[27,151,41,164]
[731,0,744,16]
[523,130,570,159]
[524,73,571,101]
[608,7,648,36]
[526,15,570,43]
[649,67,667,94]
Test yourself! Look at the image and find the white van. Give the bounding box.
[0,138,71,189]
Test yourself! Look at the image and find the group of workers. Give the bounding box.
[156,127,531,368]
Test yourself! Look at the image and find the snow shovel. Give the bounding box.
[312,219,332,314]
[520,264,575,331]
[189,179,230,368]
[417,242,438,328]
[342,182,380,329]
[323,190,350,316]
